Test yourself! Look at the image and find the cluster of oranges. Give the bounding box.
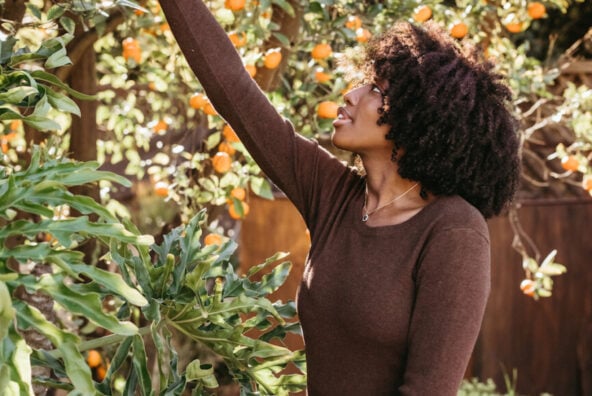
[86,349,108,381]
[344,15,371,43]
[189,92,217,116]
[560,154,592,194]
[412,1,547,37]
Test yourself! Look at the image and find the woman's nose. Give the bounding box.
[343,84,369,107]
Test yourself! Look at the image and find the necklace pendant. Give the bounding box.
[362,214,369,222]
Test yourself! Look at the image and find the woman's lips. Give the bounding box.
[333,107,353,127]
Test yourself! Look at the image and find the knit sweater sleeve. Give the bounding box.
[399,227,491,395]
[159,0,344,220]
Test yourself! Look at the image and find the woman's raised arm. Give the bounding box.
[159,0,334,211]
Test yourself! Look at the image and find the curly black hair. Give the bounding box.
[363,21,521,218]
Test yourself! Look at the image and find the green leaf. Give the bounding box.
[272,32,291,47]
[59,16,76,35]
[250,176,274,200]
[186,360,219,388]
[96,336,133,394]
[45,46,71,69]
[0,281,15,340]
[271,0,295,17]
[30,70,96,100]
[14,302,82,359]
[0,36,18,65]
[26,3,42,19]
[70,264,148,307]
[45,87,81,116]
[131,335,152,396]
[22,115,61,131]
[38,275,139,336]
[59,341,97,395]
[0,86,38,104]
[47,5,66,20]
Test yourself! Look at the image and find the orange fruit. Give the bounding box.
[581,174,592,191]
[96,365,107,381]
[527,2,546,19]
[223,125,240,143]
[229,31,247,47]
[345,15,362,30]
[355,28,372,43]
[505,22,523,33]
[204,233,224,246]
[212,152,232,173]
[263,49,282,69]
[413,6,432,23]
[245,64,257,78]
[154,181,169,197]
[450,22,468,39]
[311,43,332,60]
[86,350,102,368]
[560,155,579,172]
[315,69,332,83]
[153,120,168,133]
[122,38,141,63]
[9,119,21,131]
[520,279,536,297]
[230,187,247,201]
[189,93,207,110]
[225,0,246,11]
[218,141,236,156]
[228,201,250,219]
[317,101,339,119]
[202,101,217,116]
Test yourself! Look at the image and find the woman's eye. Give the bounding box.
[371,84,383,95]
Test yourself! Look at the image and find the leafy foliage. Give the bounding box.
[0,146,304,395]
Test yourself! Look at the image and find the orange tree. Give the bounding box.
[1,0,591,393]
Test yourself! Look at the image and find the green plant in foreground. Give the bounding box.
[0,146,305,395]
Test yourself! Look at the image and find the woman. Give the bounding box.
[159,1,521,394]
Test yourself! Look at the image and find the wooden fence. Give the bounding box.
[240,194,592,395]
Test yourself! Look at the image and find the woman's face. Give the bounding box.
[331,82,393,156]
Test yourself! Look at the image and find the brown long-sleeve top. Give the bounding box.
[160,1,491,394]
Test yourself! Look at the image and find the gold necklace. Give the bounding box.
[362,183,419,222]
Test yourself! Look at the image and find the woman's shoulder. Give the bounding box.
[424,195,489,239]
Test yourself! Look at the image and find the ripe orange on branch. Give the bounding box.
[413,6,432,23]
[122,37,141,63]
[582,175,592,192]
[560,155,579,172]
[223,125,240,143]
[263,49,282,69]
[153,120,168,133]
[189,93,207,110]
[311,43,332,60]
[225,0,245,11]
[355,28,372,43]
[345,15,362,31]
[229,31,247,47]
[505,22,523,33]
[520,279,536,297]
[154,181,170,197]
[229,201,250,219]
[212,152,232,173]
[204,233,224,246]
[527,2,546,19]
[230,187,247,201]
[450,22,468,39]
[86,350,102,368]
[317,101,339,119]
